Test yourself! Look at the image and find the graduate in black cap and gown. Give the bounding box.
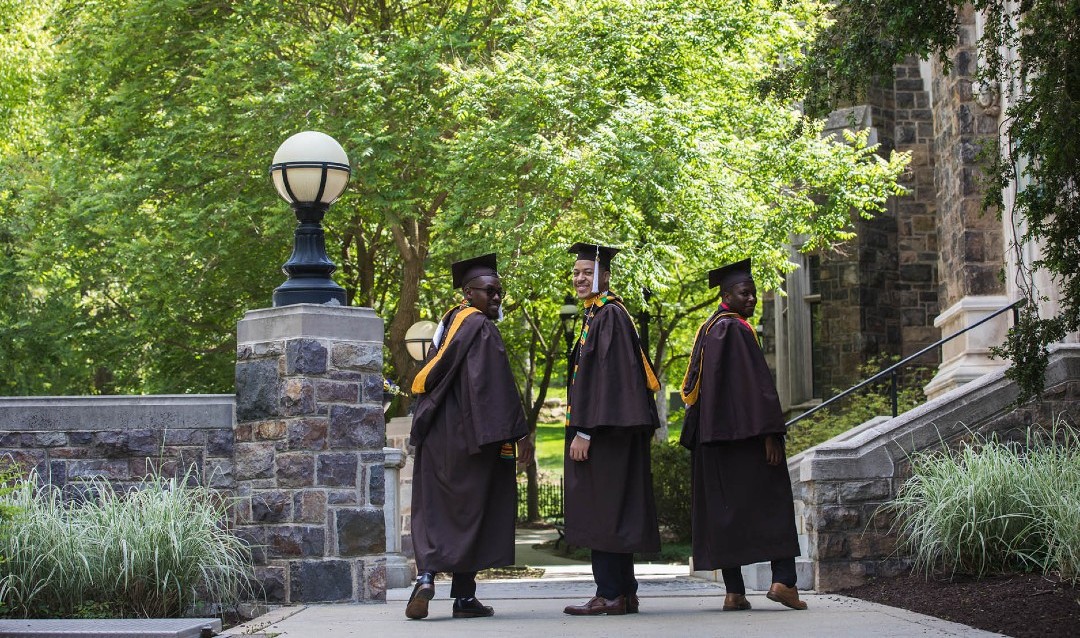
[405,253,534,620]
[679,258,806,612]
[562,243,662,617]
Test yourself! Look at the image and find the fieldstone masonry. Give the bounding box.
[791,345,1080,591]
[0,395,236,493]
[234,304,388,603]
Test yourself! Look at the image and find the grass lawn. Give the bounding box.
[532,420,683,476]
[534,421,565,475]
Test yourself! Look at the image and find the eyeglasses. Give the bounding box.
[467,286,504,297]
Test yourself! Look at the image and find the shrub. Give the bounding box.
[0,468,255,618]
[787,358,933,456]
[889,424,1080,583]
[651,441,691,543]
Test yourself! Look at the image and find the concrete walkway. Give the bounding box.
[221,529,1003,637]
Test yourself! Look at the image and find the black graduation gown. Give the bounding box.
[409,306,529,573]
[563,294,661,554]
[680,309,800,570]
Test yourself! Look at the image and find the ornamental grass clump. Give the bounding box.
[0,468,254,618]
[889,423,1080,583]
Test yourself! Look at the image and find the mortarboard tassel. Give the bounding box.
[591,245,600,294]
[432,319,447,349]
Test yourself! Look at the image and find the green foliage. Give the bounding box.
[786,358,933,456]
[0,468,255,618]
[888,424,1080,583]
[651,440,692,543]
[771,0,1080,402]
[0,0,908,397]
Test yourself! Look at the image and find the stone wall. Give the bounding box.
[0,395,235,493]
[892,57,942,357]
[791,344,1080,591]
[930,5,1004,307]
[801,89,942,398]
[0,304,393,605]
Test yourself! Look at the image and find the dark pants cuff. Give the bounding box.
[592,549,637,599]
[722,558,798,595]
[450,571,477,598]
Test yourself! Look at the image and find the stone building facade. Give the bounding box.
[771,4,1024,414]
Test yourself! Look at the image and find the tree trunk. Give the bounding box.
[520,310,562,522]
[388,206,438,399]
[526,454,540,522]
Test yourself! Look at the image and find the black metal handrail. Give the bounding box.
[786,298,1027,428]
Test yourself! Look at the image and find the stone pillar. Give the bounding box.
[383,446,413,588]
[386,415,415,559]
[926,5,1007,396]
[924,295,1012,398]
[234,304,387,603]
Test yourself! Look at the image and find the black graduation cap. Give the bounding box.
[451,253,499,288]
[567,243,620,270]
[708,258,753,290]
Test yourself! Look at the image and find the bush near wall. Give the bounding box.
[787,359,934,456]
[890,425,1080,583]
[0,468,255,619]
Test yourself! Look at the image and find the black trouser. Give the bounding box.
[449,571,477,598]
[721,558,797,595]
[591,550,637,600]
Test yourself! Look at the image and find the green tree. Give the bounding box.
[1,0,907,398]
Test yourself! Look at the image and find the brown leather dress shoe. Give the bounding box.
[626,594,640,613]
[722,593,751,611]
[405,572,435,619]
[766,582,807,610]
[563,595,627,616]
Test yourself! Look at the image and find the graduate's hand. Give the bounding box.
[516,435,536,472]
[764,434,784,466]
[569,434,591,462]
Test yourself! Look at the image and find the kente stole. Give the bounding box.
[565,293,660,427]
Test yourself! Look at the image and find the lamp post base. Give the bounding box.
[273,280,347,307]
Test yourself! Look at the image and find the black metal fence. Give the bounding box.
[517,477,564,521]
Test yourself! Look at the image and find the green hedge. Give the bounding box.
[651,441,692,543]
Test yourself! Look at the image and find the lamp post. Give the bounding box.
[269,131,351,307]
[405,320,437,362]
[559,295,579,383]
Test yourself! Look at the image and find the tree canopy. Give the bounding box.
[0,0,908,397]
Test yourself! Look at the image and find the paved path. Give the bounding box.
[222,529,1003,638]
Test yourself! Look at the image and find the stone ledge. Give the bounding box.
[0,395,235,432]
[0,618,222,638]
[238,305,382,343]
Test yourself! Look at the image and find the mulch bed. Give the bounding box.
[840,572,1080,637]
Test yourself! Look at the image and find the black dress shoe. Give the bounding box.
[406,572,436,619]
[627,594,640,613]
[452,597,494,618]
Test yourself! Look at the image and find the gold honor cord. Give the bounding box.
[680,312,739,406]
[411,306,482,394]
[607,298,661,392]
